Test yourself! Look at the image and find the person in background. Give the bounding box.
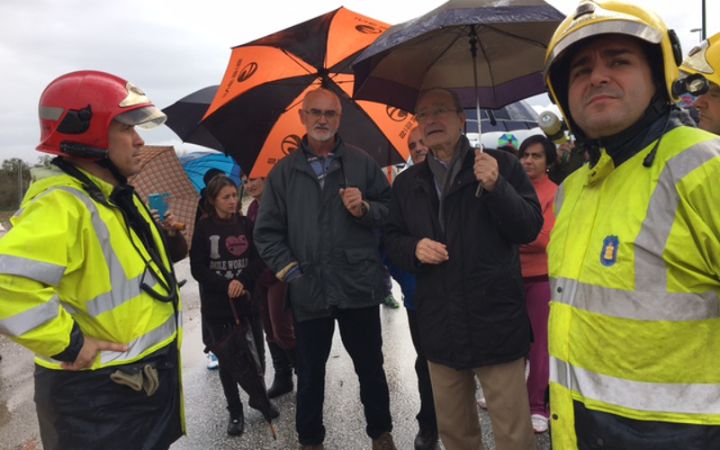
[385,87,542,450]
[680,32,720,135]
[190,174,278,437]
[547,140,587,184]
[0,70,184,449]
[384,124,438,450]
[254,88,395,450]
[408,126,429,165]
[195,167,225,371]
[544,1,720,448]
[195,168,224,223]
[245,175,297,398]
[381,270,400,309]
[497,132,520,156]
[517,135,558,434]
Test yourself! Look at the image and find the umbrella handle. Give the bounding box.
[474,146,484,198]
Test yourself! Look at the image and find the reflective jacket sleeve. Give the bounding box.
[0,190,84,358]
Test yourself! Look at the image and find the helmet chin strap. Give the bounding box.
[97,157,128,186]
[59,142,129,185]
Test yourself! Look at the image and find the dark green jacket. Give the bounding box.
[254,136,391,322]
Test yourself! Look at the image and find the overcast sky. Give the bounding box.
[0,0,716,163]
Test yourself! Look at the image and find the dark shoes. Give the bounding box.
[414,429,439,450]
[372,432,397,450]
[267,369,293,398]
[227,411,244,436]
[382,293,400,309]
[249,398,280,421]
[267,343,295,398]
[299,445,325,450]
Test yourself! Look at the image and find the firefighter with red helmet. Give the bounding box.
[0,71,185,449]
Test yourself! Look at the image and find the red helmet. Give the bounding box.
[37,70,166,157]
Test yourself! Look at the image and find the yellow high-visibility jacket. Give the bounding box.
[0,167,182,371]
[548,126,720,449]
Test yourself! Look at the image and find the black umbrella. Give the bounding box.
[352,0,564,131]
[162,85,224,152]
[207,295,277,437]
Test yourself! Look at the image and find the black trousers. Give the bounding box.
[34,345,182,450]
[407,308,438,435]
[294,305,392,445]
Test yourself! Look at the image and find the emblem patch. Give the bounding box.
[600,235,619,267]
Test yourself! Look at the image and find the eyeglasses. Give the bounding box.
[302,108,340,119]
[415,106,460,124]
[408,140,424,151]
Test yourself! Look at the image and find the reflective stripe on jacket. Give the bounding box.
[548,126,720,449]
[0,168,182,370]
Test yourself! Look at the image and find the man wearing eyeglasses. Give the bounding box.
[254,88,395,450]
[385,88,542,450]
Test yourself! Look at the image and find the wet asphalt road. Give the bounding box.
[0,258,551,450]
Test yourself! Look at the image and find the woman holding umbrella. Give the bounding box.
[190,175,278,436]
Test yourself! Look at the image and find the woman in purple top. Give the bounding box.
[245,176,297,398]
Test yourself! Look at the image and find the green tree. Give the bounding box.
[36,154,54,168]
[0,158,31,210]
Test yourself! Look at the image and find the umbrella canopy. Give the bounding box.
[179,151,243,192]
[128,146,199,244]
[352,0,565,112]
[464,99,539,133]
[163,85,224,152]
[200,7,416,178]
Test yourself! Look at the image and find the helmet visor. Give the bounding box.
[115,106,167,129]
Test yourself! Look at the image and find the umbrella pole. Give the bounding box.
[469,26,484,197]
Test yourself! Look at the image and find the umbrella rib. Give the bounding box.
[281,48,319,77]
[481,25,549,48]
[474,24,549,106]
[276,48,324,113]
[475,28,497,106]
[423,30,465,84]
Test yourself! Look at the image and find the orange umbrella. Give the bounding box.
[200,7,414,178]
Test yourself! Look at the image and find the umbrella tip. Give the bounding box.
[268,421,277,440]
